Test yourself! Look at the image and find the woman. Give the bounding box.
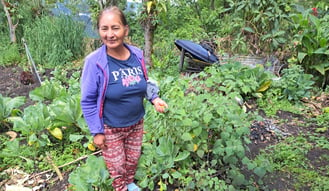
[80,6,168,191]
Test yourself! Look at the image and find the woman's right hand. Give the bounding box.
[93,134,106,150]
[152,97,168,113]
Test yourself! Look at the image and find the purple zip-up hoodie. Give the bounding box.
[80,44,150,136]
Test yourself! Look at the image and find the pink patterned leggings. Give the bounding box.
[102,119,144,191]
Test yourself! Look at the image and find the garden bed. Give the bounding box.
[0,65,328,191]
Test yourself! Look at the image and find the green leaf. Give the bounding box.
[192,126,202,137]
[182,118,192,126]
[212,140,224,154]
[156,137,174,156]
[297,52,307,62]
[174,151,190,162]
[0,139,20,157]
[162,173,169,179]
[243,27,255,33]
[69,134,85,142]
[308,14,320,28]
[50,95,82,127]
[254,167,267,178]
[232,173,245,186]
[68,155,109,191]
[314,47,327,54]
[11,103,52,136]
[196,149,204,158]
[311,62,329,75]
[0,95,25,121]
[171,171,182,179]
[323,107,329,113]
[29,80,67,101]
[203,112,213,124]
[220,132,230,140]
[319,38,327,47]
[181,133,193,141]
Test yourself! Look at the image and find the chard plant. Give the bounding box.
[9,102,52,147]
[29,80,67,102]
[68,155,112,191]
[0,94,25,129]
[261,64,315,102]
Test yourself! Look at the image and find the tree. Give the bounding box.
[98,0,118,9]
[140,0,167,67]
[1,0,17,43]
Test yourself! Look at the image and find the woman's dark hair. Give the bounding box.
[97,6,128,29]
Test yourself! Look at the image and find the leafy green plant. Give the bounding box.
[291,7,329,88]
[200,62,274,99]
[0,94,25,129]
[49,94,85,130]
[277,64,314,101]
[50,66,82,95]
[222,0,293,54]
[259,64,314,105]
[136,137,190,190]
[137,65,273,190]
[0,138,37,172]
[29,80,68,102]
[9,102,52,147]
[68,155,112,191]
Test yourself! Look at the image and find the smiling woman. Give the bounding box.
[80,6,168,191]
[97,7,130,58]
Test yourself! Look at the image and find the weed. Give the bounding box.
[258,134,329,190]
[0,41,22,66]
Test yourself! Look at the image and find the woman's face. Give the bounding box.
[98,12,128,50]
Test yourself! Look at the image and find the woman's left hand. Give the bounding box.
[152,97,168,113]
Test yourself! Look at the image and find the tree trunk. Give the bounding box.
[210,0,215,10]
[1,0,17,43]
[98,0,119,9]
[143,19,155,67]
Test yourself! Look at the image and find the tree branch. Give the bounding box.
[1,0,17,43]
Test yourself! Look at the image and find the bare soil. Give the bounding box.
[0,65,328,191]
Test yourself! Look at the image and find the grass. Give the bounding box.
[257,133,329,190]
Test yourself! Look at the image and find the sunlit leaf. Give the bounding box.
[87,142,96,151]
[147,1,153,14]
[256,80,272,92]
[181,133,192,141]
[48,127,63,140]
